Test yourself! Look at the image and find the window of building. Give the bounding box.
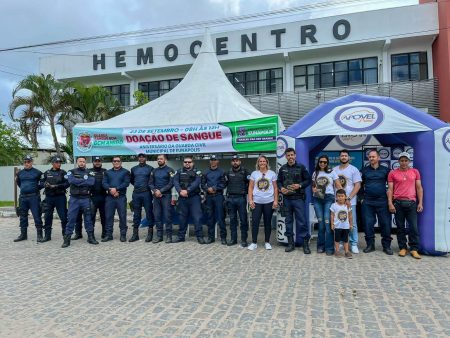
[138,79,182,101]
[391,52,428,82]
[104,84,130,106]
[294,57,378,91]
[226,68,283,95]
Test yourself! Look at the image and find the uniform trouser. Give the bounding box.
[284,198,309,242]
[19,194,43,230]
[393,199,420,251]
[74,195,106,234]
[313,194,335,253]
[177,195,202,239]
[153,194,173,237]
[105,195,128,236]
[205,194,226,239]
[43,195,67,234]
[251,202,273,244]
[65,197,93,235]
[226,195,248,242]
[132,191,154,229]
[363,200,392,249]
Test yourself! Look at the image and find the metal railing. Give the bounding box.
[244,78,440,128]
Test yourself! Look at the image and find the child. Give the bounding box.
[330,189,353,258]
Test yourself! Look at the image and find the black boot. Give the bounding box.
[303,238,311,254]
[87,232,99,245]
[145,228,153,243]
[42,228,52,242]
[221,238,228,245]
[61,235,71,248]
[61,226,66,237]
[165,235,172,243]
[363,243,376,253]
[285,236,295,253]
[129,228,139,242]
[205,237,215,244]
[13,228,27,242]
[101,234,113,242]
[153,235,163,243]
[227,239,238,246]
[197,237,206,245]
[101,225,106,240]
[120,234,127,242]
[37,229,44,243]
[72,232,83,240]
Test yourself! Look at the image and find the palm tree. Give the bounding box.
[9,74,71,157]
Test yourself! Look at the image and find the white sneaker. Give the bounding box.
[265,242,272,250]
[351,245,359,254]
[248,243,257,251]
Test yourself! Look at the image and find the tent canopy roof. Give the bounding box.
[283,94,446,139]
[76,31,280,130]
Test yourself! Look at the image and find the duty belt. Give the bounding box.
[227,193,246,197]
[20,192,39,197]
[134,188,149,193]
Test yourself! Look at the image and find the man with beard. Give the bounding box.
[361,149,393,255]
[224,154,250,247]
[278,148,311,254]
[149,154,175,243]
[332,149,362,254]
[62,156,97,248]
[173,155,205,244]
[129,154,154,243]
[41,156,69,242]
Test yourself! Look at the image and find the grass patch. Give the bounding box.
[0,201,14,207]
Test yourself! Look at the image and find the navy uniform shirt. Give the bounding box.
[103,167,131,196]
[67,167,95,197]
[130,163,153,192]
[16,167,43,195]
[277,162,311,199]
[89,167,107,196]
[361,164,390,203]
[41,168,69,196]
[201,167,226,194]
[174,167,201,196]
[149,165,175,194]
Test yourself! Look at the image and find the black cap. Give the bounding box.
[210,155,218,160]
[231,154,240,160]
[23,155,33,161]
[137,153,146,157]
[51,156,62,163]
[93,156,102,161]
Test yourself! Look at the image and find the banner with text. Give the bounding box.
[73,116,278,156]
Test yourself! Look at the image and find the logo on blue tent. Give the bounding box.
[335,105,384,132]
[443,130,450,153]
[75,131,94,152]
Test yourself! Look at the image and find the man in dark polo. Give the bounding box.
[361,149,393,255]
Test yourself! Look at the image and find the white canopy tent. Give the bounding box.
[73,31,284,156]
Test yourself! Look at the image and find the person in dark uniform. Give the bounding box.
[14,155,44,242]
[102,156,130,242]
[224,154,250,247]
[149,154,175,243]
[201,155,227,245]
[62,156,98,248]
[41,156,69,242]
[173,155,205,244]
[129,153,154,243]
[278,148,311,254]
[72,156,107,240]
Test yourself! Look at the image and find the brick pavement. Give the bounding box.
[0,217,449,337]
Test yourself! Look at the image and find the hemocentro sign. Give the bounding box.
[73,116,278,156]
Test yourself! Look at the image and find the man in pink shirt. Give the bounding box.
[387,152,423,259]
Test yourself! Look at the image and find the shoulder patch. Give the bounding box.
[83,175,88,180]
[67,171,72,176]
[89,171,96,176]
[196,170,202,176]
[169,171,175,177]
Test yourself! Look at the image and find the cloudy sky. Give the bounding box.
[0,0,416,148]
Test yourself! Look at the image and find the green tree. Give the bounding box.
[133,90,149,107]
[9,74,71,158]
[0,120,26,165]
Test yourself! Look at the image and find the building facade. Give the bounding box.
[40,2,449,126]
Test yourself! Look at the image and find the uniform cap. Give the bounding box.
[137,153,146,157]
[93,156,102,161]
[398,152,411,160]
[51,156,62,163]
[232,154,240,160]
[23,155,33,161]
[210,155,218,160]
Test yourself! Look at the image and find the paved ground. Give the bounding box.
[0,217,449,338]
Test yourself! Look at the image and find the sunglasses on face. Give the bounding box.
[113,160,121,163]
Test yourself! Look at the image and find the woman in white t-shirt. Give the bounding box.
[247,155,278,251]
[312,155,342,255]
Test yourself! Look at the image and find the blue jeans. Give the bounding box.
[313,194,335,253]
[284,198,308,242]
[363,200,392,248]
[350,204,358,246]
[394,199,419,251]
[153,194,173,237]
[226,195,248,242]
